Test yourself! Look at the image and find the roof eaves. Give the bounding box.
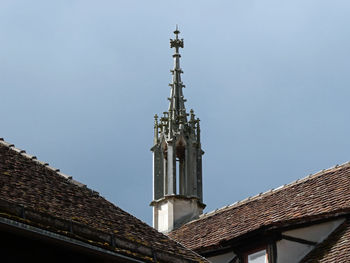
[0,216,146,263]
[195,213,350,255]
[0,194,206,263]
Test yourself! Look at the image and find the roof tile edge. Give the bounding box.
[198,161,350,221]
[0,138,97,196]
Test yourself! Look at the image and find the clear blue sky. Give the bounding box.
[1,0,350,225]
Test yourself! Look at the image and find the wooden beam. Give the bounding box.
[281,234,317,246]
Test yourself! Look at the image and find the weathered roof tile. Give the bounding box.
[169,162,350,253]
[0,139,208,262]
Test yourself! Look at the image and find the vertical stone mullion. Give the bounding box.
[197,147,203,202]
[153,146,164,200]
[166,142,176,195]
[179,156,186,195]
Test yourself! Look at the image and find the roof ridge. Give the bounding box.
[0,137,99,196]
[196,161,350,222]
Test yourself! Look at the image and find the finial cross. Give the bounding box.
[170,26,184,53]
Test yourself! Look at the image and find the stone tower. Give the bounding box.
[150,28,205,233]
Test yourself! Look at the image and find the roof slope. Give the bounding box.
[0,138,207,263]
[169,162,350,252]
[301,218,350,262]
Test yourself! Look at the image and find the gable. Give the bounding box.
[301,218,350,262]
[276,218,345,263]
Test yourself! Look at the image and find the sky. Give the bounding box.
[1,0,350,226]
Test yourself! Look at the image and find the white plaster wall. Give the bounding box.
[208,251,236,263]
[277,218,345,263]
[283,218,344,242]
[277,239,314,263]
[155,197,203,232]
[174,198,202,223]
[157,202,170,233]
[153,206,158,229]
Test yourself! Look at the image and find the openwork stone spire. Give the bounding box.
[168,26,186,131]
[151,28,205,233]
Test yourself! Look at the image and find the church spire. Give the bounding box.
[151,28,205,233]
[168,27,187,135]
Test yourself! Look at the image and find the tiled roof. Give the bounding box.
[0,138,208,263]
[169,161,350,252]
[301,218,350,262]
